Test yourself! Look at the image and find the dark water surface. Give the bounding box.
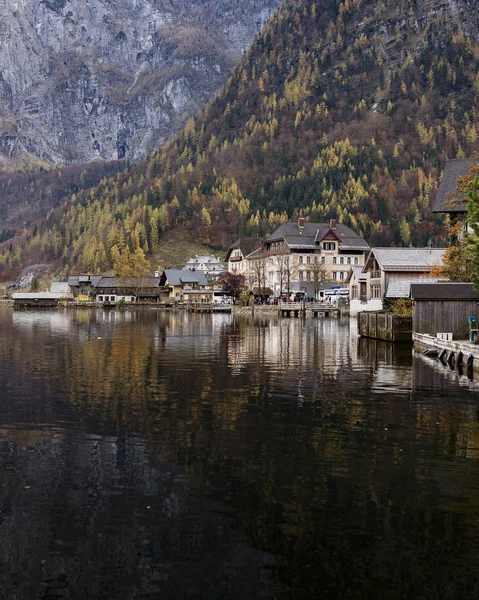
[1,308,479,600]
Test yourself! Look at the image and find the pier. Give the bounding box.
[413,332,479,373]
[278,302,340,318]
[185,303,232,314]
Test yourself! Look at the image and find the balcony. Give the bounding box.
[370,270,381,279]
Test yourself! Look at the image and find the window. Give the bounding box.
[347,257,351,264]
[306,271,311,281]
[339,257,344,264]
[322,256,326,263]
[354,257,359,265]
[323,242,336,251]
[333,257,337,264]
[306,256,311,264]
[371,285,381,299]
[339,272,344,281]
[299,271,304,281]
[352,286,358,299]
[299,256,304,264]
[98,296,103,301]
[332,271,337,280]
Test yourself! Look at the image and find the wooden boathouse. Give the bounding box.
[411,283,479,340]
[411,283,479,373]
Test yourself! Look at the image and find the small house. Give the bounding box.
[351,247,446,313]
[159,269,211,301]
[226,238,262,275]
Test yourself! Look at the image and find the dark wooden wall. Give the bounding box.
[413,300,479,339]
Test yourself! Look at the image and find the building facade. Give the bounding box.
[245,219,369,298]
[348,247,446,315]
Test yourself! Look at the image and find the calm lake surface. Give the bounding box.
[1,308,479,600]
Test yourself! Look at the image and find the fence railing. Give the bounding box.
[279,302,337,310]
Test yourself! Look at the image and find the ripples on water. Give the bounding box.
[1,307,479,599]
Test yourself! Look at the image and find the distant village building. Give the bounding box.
[159,269,211,302]
[183,255,227,283]
[244,219,369,297]
[225,238,261,275]
[68,273,165,303]
[348,247,446,315]
[12,281,73,307]
[94,276,165,303]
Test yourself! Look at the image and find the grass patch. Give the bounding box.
[153,226,226,270]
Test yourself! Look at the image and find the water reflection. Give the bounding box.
[1,308,479,598]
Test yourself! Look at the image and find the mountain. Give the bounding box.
[2,0,479,278]
[0,0,279,164]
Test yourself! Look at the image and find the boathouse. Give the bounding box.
[411,283,479,340]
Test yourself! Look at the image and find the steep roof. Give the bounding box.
[164,269,208,286]
[68,275,103,287]
[267,222,369,251]
[411,283,479,300]
[385,277,439,299]
[432,158,478,214]
[366,248,446,272]
[226,237,262,261]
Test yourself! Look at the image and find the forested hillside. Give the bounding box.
[2,0,479,278]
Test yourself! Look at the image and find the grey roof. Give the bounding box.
[385,277,439,299]
[367,248,446,272]
[411,283,479,300]
[68,275,103,286]
[226,237,262,261]
[164,269,208,286]
[267,222,369,252]
[94,277,162,289]
[432,158,478,214]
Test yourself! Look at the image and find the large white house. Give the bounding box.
[245,218,370,297]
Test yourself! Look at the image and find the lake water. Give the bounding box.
[1,307,479,599]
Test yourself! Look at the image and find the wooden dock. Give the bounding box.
[414,332,479,373]
[278,302,340,318]
[185,303,232,314]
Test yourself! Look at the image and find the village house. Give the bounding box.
[93,276,166,303]
[183,255,227,283]
[246,218,369,297]
[159,269,212,302]
[68,273,166,303]
[349,247,446,315]
[225,237,262,276]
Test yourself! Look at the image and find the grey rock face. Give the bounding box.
[0,0,279,164]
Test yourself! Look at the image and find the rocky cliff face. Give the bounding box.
[0,0,279,164]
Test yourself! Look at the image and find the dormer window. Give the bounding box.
[323,242,336,251]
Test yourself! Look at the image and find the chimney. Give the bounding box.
[298,217,305,229]
[330,219,337,229]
